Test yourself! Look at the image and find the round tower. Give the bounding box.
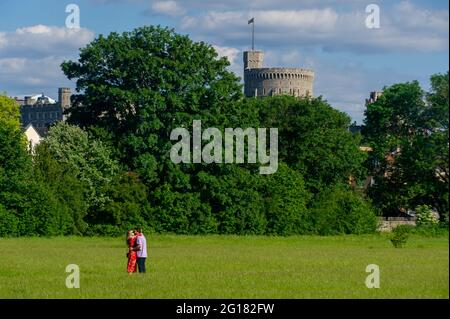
[243,51,314,98]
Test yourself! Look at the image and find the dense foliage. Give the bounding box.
[362,73,449,219]
[0,26,446,237]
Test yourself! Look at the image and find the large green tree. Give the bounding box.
[59,26,377,236]
[62,25,243,185]
[44,122,120,213]
[362,73,449,217]
[0,122,63,236]
[33,142,89,235]
[256,95,367,193]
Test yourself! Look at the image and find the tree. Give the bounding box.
[61,25,243,185]
[44,122,120,213]
[149,183,217,234]
[195,165,266,235]
[0,122,62,236]
[0,94,20,131]
[90,172,151,235]
[33,142,89,235]
[263,163,311,235]
[311,184,378,235]
[257,95,366,193]
[362,74,449,216]
[61,26,276,235]
[58,25,380,235]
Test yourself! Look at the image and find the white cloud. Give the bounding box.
[280,51,302,66]
[151,1,186,17]
[180,3,449,54]
[0,56,75,96]
[0,25,95,96]
[213,45,240,64]
[182,9,337,32]
[212,45,242,77]
[0,25,95,59]
[0,58,26,72]
[0,33,7,50]
[392,1,449,31]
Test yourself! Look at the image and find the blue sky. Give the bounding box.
[0,0,448,123]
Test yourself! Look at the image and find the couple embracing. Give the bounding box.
[126,226,147,274]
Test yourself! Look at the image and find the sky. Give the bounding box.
[0,0,448,123]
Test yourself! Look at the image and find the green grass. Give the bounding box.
[0,234,448,298]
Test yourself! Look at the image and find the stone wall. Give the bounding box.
[244,67,314,98]
[377,217,417,232]
[243,50,314,98]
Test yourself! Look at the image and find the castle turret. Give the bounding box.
[58,87,71,109]
[243,50,314,98]
[243,51,264,70]
[58,88,71,121]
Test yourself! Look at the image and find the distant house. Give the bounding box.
[366,91,383,105]
[17,87,71,136]
[23,123,42,151]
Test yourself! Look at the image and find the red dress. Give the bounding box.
[127,236,137,273]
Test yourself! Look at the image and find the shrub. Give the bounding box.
[391,225,413,248]
[263,163,312,235]
[0,205,19,237]
[312,184,378,235]
[86,224,122,237]
[416,205,439,226]
[410,223,448,237]
[195,166,265,235]
[150,183,218,234]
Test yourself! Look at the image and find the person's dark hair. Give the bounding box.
[135,226,143,233]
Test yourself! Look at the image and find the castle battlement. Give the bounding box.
[243,50,315,98]
[18,87,71,136]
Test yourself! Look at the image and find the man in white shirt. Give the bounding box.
[133,226,148,273]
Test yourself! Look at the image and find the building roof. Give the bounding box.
[23,123,41,137]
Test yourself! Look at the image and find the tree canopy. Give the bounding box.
[2,25,445,237]
[0,94,21,131]
[362,73,449,218]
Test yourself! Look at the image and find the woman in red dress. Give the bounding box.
[126,230,137,274]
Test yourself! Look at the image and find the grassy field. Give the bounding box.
[0,234,448,299]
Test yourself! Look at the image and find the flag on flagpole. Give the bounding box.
[248,18,254,24]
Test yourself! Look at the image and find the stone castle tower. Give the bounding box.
[58,87,71,121]
[243,50,314,98]
[58,87,71,109]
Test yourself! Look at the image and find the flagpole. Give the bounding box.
[252,19,255,51]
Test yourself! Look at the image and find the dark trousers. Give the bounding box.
[137,257,146,273]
